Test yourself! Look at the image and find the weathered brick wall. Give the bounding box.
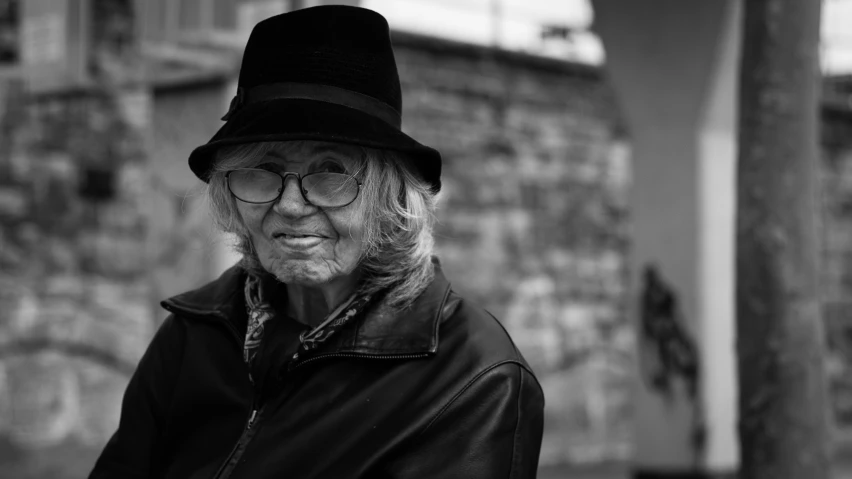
[393,33,633,464]
[0,79,154,449]
[0,3,154,464]
[0,78,236,475]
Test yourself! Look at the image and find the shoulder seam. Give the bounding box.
[484,311,541,379]
[422,360,522,434]
[508,366,528,479]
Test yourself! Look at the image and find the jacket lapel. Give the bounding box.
[160,264,452,357]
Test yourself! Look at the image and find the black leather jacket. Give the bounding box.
[89,265,545,478]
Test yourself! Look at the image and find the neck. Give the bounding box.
[284,274,361,328]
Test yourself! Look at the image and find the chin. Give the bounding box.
[265,257,341,286]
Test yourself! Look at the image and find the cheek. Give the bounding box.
[329,213,366,257]
[236,204,269,247]
[236,203,263,228]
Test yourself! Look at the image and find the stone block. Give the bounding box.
[44,237,80,272]
[7,152,35,180]
[75,363,127,445]
[0,186,28,218]
[3,286,39,334]
[97,199,146,234]
[0,229,26,270]
[78,231,149,277]
[4,355,80,448]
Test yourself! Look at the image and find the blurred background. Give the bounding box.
[0,0,850,478]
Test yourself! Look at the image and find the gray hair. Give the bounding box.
[206,141,438,310]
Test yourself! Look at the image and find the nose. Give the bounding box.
[272,174,314,217]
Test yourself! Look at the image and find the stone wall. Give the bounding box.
[0,3,157,470]
[0,78,154,451]
[393,32,634,464]
[0,73,241,475]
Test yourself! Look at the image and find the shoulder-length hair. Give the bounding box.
[206,141,439,311]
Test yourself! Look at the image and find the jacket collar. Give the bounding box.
[160,263,453,356]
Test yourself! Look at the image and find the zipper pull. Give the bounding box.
[287,352,301,372]
[247,409,258,430]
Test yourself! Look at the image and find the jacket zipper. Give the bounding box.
[210,402,262,479]
[211,353,264,479]
[162,303,273,479]
[209,314,266,479]
[208,352,430,479]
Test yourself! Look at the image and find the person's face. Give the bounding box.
[235,141,366,288]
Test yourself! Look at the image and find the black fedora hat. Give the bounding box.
[188,5,442,191]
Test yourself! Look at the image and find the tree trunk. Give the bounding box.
[736,1,828,478]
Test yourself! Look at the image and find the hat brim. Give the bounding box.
[188,98,442,190]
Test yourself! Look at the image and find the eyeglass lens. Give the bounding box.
[228,169,359,207]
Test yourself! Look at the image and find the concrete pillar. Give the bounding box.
[590,0,740,476]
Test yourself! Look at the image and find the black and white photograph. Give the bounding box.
[0,1,850,478]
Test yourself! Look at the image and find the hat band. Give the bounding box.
[222,82,402,129]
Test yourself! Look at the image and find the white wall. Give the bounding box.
[591,0,740,472]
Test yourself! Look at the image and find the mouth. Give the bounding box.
[275,233,322,239]
[272,232,326,249]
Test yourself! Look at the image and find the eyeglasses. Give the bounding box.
[226,168,362,207]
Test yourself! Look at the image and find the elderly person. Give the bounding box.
[90,5,543,479]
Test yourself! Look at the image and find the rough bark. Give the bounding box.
[736,1,829,478]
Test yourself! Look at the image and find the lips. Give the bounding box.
[272,231,326,250]
[272,230,327,239]
[277,233,321,239]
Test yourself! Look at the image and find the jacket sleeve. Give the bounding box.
[88,314,185,479]
[384,361,545,479]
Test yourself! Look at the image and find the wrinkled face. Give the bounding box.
[234,141,366,287]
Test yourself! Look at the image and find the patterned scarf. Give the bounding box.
[242,273,373,371]
[243,274,276,367]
